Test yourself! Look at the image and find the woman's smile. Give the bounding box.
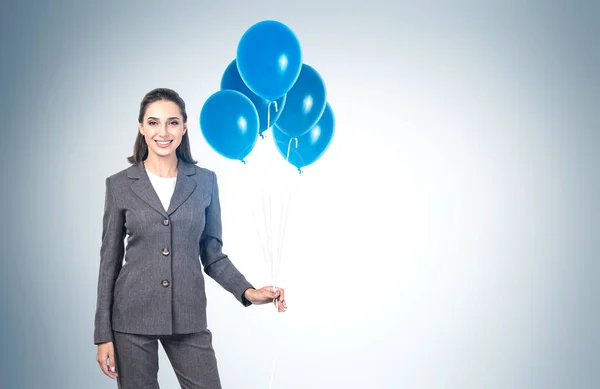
[155,139,174,148]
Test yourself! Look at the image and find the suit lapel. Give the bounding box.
[128,158,197,217]
[166,161,196,215]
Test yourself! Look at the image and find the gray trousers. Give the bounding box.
[112,329,222,389]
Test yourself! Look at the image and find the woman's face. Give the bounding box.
[138,100,187,159]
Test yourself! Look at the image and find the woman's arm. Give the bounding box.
[94,177,125,345]
[200,170,255,306]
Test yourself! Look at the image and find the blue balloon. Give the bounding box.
[273,102,335,171]
[221,59,287,137]
[200,90,259,162]
[273,64,327,138]
[236,20,302,102]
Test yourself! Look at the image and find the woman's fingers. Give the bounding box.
[97,344,118,379]
[257,286,287,310]
[108,349,118,376]
[261,287,277,302]
[273,287,286,311]
[280,293,287,310]
[98,354,112,378]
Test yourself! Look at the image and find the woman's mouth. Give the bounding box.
[155,139,173,148]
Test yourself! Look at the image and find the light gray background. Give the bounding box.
[1,1,598,388]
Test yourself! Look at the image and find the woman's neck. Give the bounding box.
[144,155,179,178]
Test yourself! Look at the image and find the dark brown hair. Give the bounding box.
[127,88,197,164]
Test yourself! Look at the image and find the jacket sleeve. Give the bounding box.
[94,177,125,345]
[200,170,255,306]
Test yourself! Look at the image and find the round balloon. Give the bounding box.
[273,64,327,138]
[221,59,287,136]
[236,20,302,102]
[273,102,335,170]
[200,90,259,161]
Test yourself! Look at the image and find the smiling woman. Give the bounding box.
[94,87,287,389]
[143,113,183,151]
[127,89,197,168]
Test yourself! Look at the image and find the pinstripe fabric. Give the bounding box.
[94,158,254,345]
[113,329,222,389]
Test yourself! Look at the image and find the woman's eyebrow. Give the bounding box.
[147,117,181,120]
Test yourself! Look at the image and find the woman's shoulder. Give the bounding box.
[186,162,223,190]
[189,164,216,185]
[105,163,138,185]
[183,159,215,178]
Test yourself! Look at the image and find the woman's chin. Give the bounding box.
[150,148,175,157]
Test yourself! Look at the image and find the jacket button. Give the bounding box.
[162,248,169,256]
[163,219,169,226]
[162,280,170,287]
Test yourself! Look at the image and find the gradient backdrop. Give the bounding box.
[1,1,598,388]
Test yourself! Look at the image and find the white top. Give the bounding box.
[146,169,177,212]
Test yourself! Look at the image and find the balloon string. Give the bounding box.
[286,137,298,163]
[275,197,285,293]
[275,176,295,291]
[268,147,302,389]
[268,162,302,389]
[243,164,277,307]
[268,352,277,389]
[267,100,272,131]
[263,188,276,289]
[268,186,297,389]
[237,141,301,389]
[267,314,279,389]
[238,163,270,277]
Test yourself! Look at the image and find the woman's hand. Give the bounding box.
[96,342,118,379]
[245,286,287,312]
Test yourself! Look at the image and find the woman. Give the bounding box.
[94,87,286,388]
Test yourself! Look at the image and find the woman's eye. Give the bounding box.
[149,121,157,125]
[170,121,179,125]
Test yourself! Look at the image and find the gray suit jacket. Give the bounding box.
[94,158,254,345]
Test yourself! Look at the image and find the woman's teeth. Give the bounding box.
[156,140,173,147]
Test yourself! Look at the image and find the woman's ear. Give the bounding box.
[138,124,143,136]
